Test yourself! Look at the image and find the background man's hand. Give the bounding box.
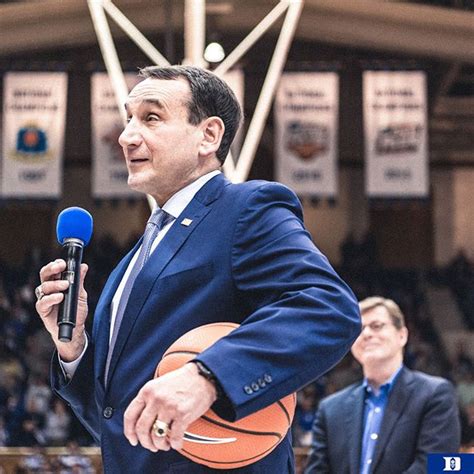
[124,362,218,452]
[35,259,89,362]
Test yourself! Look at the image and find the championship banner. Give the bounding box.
[275,72,339,197]
[91,73,142,198]
[1,72,68,198]
[363,71,428,197]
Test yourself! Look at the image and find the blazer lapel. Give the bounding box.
[371,368,414,471]
[93,241,141,386]
[105,174,229,385]
[345,384,365,474]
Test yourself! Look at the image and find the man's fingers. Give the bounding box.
[40,279,69,296]
[79,263,88,290]
[39,259,66,282]
[35,280,68,317]
[137,404,168,452]
[123,397,145,446]
[36,293,64,315]
[168,420,186,450]
[152,426,172,452]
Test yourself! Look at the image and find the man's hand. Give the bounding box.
[35,259,89,362]
[124,362,218,452]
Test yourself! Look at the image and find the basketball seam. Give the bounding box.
[276,400,291,425]
[164,350,200,357]
[182,441,279,465]
[200,415,282,439]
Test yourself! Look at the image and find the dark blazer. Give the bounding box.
[304,367,461,474]
[51,174,361,473]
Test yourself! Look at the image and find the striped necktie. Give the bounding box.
[104,208,173,383]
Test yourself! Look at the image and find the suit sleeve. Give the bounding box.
[50,336,101,444]
[197,182,361,421]
[403,380,461,474]
[304,402,331,474]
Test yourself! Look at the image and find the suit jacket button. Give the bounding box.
[244,385,253,395]
[103,407,114,419]
[251,382,260,391]
[264,374,272,383]
[258,378,266,388]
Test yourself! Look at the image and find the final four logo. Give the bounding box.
[375,123,423,155]
[11,123,51,161]
[17,124,47,153]
[285,121,329,161]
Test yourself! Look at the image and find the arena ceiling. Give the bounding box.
[0,0,473,63]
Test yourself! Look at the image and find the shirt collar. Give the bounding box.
[363,364,403,396]
[156,170,221,219]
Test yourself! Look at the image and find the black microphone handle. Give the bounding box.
[57,239,84,342]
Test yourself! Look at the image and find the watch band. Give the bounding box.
[192,361,224,399]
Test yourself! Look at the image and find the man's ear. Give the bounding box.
[199,116,225,158]
[399,326,409,348]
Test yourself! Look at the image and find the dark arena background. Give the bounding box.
[0,1,473,472]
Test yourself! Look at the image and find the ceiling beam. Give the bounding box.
[0,0,473,63]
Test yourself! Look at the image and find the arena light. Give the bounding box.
[204,42,225,63]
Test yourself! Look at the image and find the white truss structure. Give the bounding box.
[87,0,303,207]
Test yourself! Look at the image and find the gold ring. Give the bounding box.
[35,285,45,301]
[152,419,170,438]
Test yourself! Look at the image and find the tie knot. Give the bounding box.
[147,208,171,229]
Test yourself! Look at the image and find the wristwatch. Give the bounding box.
[192,361,224,399]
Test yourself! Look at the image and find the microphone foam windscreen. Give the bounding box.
[56,207,94,246]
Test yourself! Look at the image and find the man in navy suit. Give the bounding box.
[304,296,461,474]
[35,66,361,473]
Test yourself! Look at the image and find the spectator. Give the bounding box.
[293,390,316,447]
[461,401,474,447]
[57,440,95,474]
[44,399,71,446]
[24,374,51,425]
[15,446,53,474]
[305,296,461,473]
[14,415,46,447]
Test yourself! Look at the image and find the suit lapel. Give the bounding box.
[345,384,365,474]
[371,368,414,471]
[93,240,142,386]
[105,174,229,385]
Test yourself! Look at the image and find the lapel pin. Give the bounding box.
[181,218,193,226]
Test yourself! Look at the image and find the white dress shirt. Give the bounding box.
[60,170,221,378]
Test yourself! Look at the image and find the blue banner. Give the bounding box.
[428,454,474,473]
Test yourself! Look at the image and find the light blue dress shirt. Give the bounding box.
[360,365,403,474]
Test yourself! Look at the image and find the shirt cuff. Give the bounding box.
[58,334,89,380]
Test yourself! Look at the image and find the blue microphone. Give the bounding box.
[56,207,93,342]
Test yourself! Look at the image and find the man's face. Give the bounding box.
[118,77,215,204]
[351,305,407,367]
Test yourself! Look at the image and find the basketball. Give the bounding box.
[155,322,296,469]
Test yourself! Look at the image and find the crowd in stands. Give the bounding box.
[0,231,473,471]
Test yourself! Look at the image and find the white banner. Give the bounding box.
[1,72,67,198]
[275,72,339,197]
[91,73,142,198]
[363,71,428,197]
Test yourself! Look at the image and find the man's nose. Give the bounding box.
[118,120,142,148]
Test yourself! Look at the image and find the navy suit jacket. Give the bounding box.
[51,174,361,473]
[304,367,461,474]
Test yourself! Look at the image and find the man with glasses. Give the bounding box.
[305,296,460,474]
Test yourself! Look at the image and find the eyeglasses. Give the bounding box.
[361,321,390,333]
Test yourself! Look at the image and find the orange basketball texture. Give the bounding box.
[155,322,296,469]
